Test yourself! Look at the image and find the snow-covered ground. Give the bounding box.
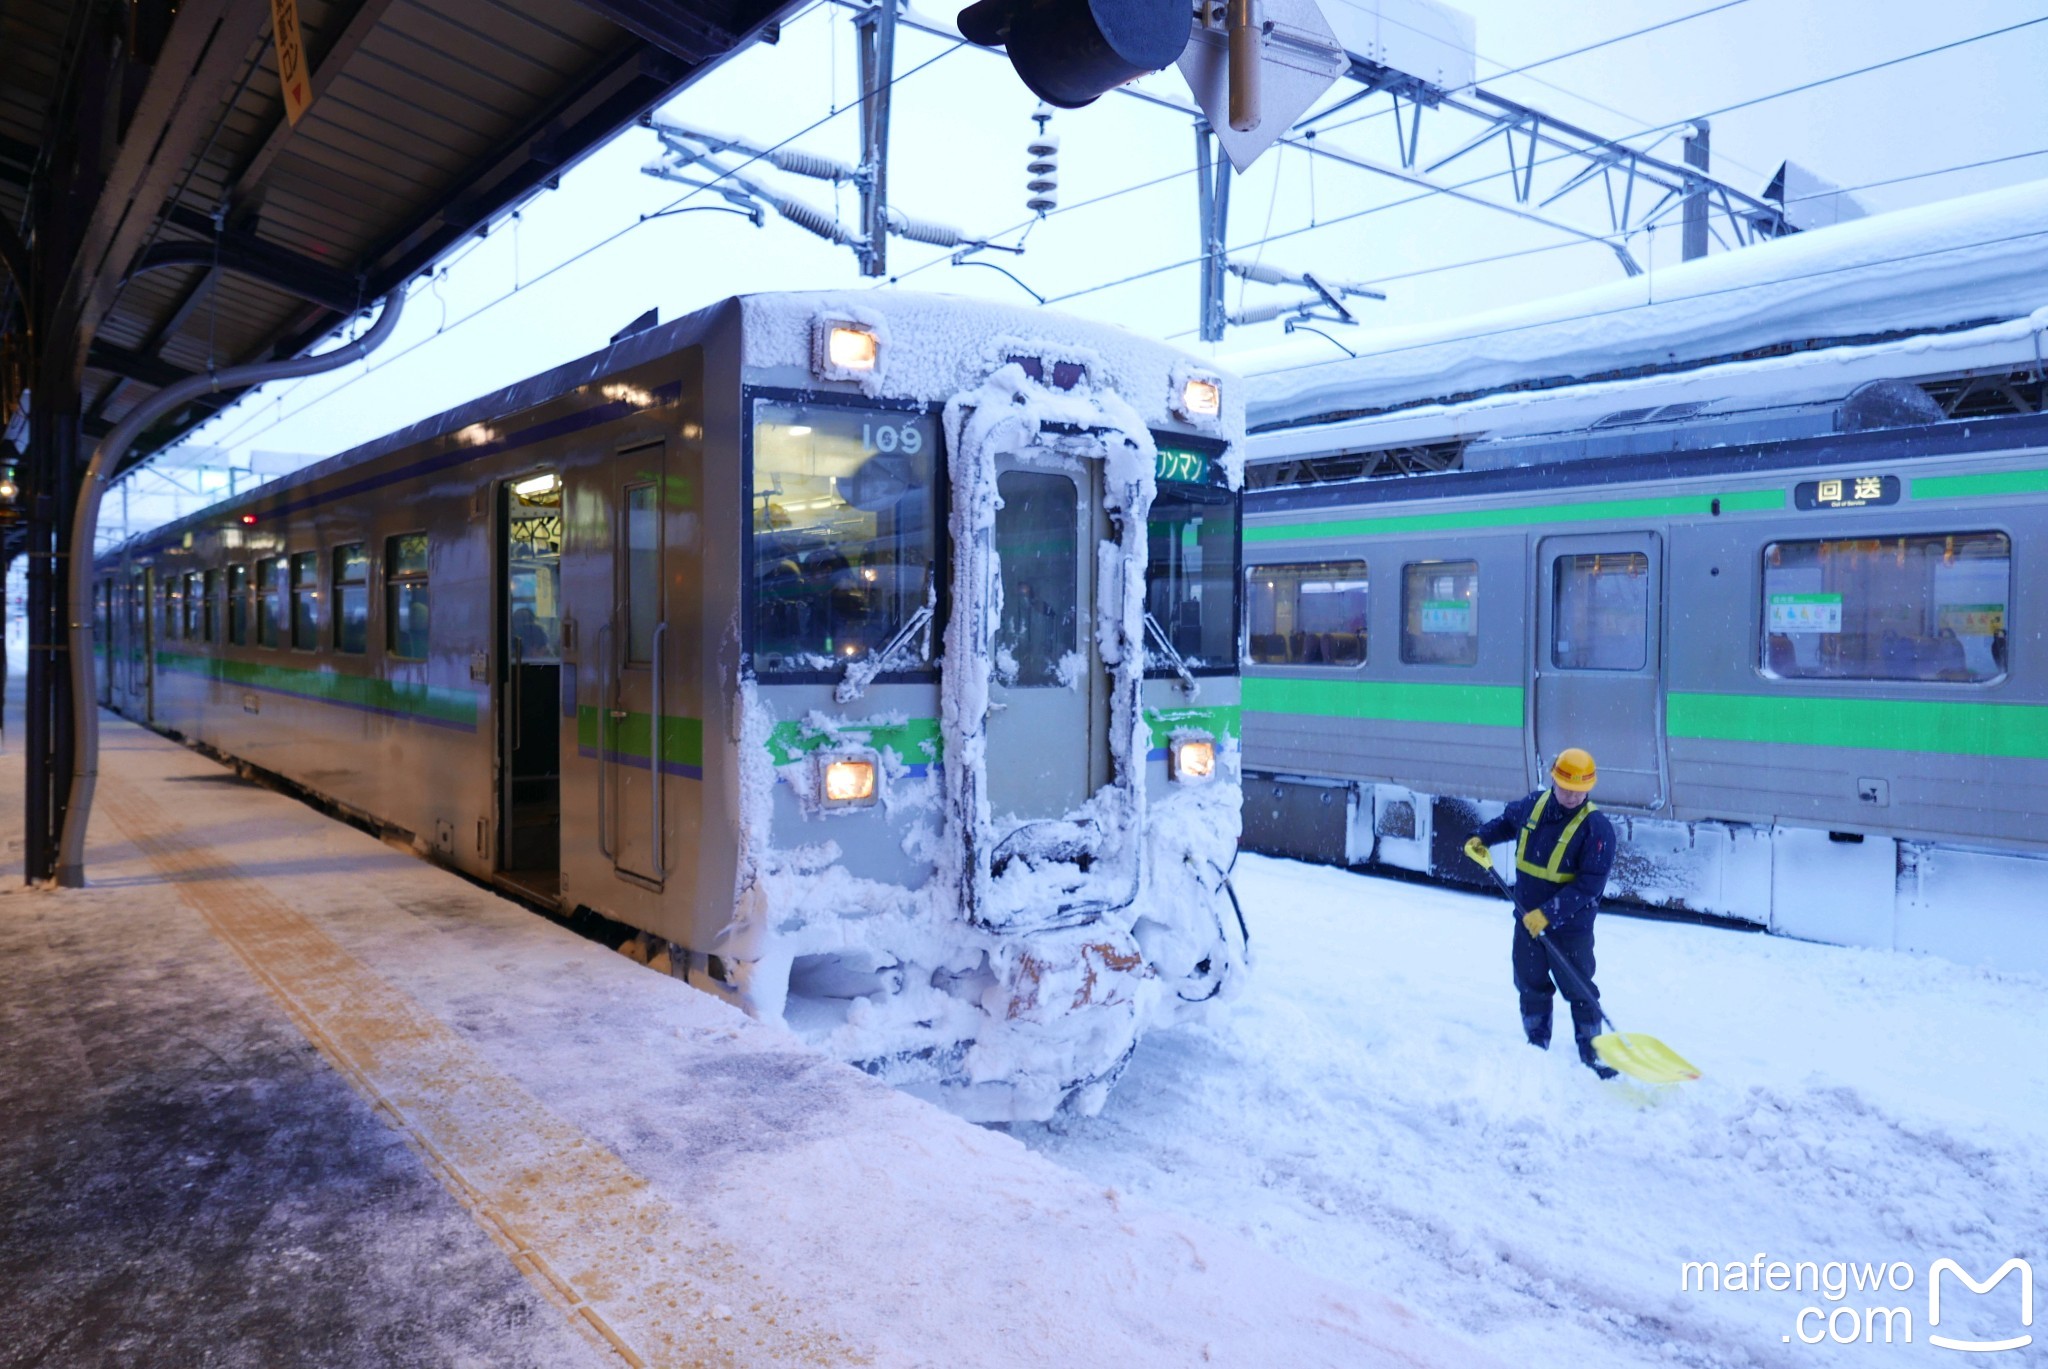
[1018,854,2048,1368]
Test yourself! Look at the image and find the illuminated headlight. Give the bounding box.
[1170,737,1217,783]
[820,753,879,808]
[1176,375,1222,421]
[814,318,881,378]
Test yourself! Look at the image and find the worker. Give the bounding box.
[1464,747,1619,1078]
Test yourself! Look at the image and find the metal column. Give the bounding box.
[855,0,897,278]
[1196,124,1233,343]
[1682,120,1711,263]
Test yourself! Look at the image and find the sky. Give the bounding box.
[105,0,2048,541]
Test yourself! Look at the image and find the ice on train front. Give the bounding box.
[725,297,1246,1121]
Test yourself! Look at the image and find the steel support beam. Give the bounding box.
[568,0,741,63]
[1196,124,1232,343]
[854,0,897,279]
[1682,120,1710,262]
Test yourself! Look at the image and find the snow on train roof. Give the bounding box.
[1244,177,2048,436]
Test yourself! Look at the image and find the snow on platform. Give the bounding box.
[1019,855,2048,1367]
[0,709,1487,1368]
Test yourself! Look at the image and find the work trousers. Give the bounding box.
[1511,921,1602,1063]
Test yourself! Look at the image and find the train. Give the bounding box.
[1235,329,2048,977]
[91,290,1250,1122]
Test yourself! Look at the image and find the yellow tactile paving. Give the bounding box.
[100,777,865,1369]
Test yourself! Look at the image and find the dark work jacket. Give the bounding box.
[1475,789,1618,933]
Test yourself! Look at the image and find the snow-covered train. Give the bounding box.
[1233,179,2048,977]
[91,292,1248,1121]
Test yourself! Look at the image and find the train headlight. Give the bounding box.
[814,317,882,379]
[820,753,879,808]
[1171,737,1217,783]
[1176,375,1222,422]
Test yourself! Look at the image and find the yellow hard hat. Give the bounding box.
[1550,747,1597,792]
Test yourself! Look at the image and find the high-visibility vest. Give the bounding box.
[1515,790,1598,884]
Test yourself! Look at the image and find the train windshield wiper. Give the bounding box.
[1144,611,1199,698]
[835,579,937,705]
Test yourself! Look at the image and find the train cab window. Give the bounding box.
[386,534,430,660]
[333,543,369,654]
[258,557,286,647]
[1551,552,1649,671]
[1147,468,1240,673]
[290,552,320,650]
[227,565,249,646]
[1245,561,1368,666]
[182,572,202,641]
[1401,560,1480,667]
[750,397,939,675]
[1761,532,2009,683]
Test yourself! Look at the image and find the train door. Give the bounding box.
[983,448,1110,821]
[137,567,154,720]
[606,442,669,887]
[1532,532,1666,809]
[497,471,563,900]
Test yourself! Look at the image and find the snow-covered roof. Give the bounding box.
[1244,177,2048,433]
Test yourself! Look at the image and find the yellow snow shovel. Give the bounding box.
[1464,841,1701,1084]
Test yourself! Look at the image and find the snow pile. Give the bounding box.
[1245,178,2048,430]
[1023,854,2048,1367]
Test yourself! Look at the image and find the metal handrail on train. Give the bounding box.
[650,620,668,882]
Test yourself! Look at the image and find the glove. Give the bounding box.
[1521,908,1550,937]
[1462,836,1492,870]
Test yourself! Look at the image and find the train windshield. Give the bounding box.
[1146,444,1240,674]
[750,397,940,675]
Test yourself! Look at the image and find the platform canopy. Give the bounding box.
[0,0,798,882]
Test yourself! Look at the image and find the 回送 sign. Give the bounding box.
[1794,474,1899,510]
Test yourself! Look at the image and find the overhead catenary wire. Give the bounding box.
[1042,13,2048,312]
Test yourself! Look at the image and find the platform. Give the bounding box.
[0,704,1484,1368]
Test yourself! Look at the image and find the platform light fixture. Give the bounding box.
[1170,736,1217,783]
[819,751,880,808]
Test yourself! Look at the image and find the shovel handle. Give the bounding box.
[1484,865,1620,1036]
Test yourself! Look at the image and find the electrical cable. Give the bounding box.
[1044,14,2048,311]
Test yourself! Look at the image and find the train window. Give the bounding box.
[290,552,320,650]
[1148,479,1240,673]
[226,565,249,646]
[258,557,286,648]
[751,398,939,675]
[1551,552,1649,671]
[994,470,1079,685]
[623,485,659,664]
[160,578,178,640]
[202,569,220,643]
[1244,562,1368,666]
[386,534,430,661]
[1401,560,1480,666]
[182,572,202,641]
[333,543,369,654]
[1761,532,2009,683]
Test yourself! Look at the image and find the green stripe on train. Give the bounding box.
[1146,704,1242,748]
[1668,691,2048,759]
[575,706,704,767]
[764,717,943,766]
[155,650,479,727]
[1910,466,2048,500]
[1243,677,1523,727]
[1244,488,1785,544]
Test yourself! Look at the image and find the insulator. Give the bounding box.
[1027,193,1057,213]
[888,211,966,247]
[1027,175,1058,195]
[1026,133,1060,158]
[1227,259,1296,286]
[773,196,857,245]
[1027,156,1057,176]
[769,148,858,183]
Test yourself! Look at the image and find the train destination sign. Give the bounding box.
[1156,445,1223,486]
[1794,474,1900,510]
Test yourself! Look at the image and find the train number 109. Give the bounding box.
[862,420,924,456]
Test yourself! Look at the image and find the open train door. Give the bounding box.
[497,471,564,901]
[1532,532,1667,809]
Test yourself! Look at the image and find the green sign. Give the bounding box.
[1155,446,1213,485]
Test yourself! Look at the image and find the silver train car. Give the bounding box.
[1237,385,2048,976]
[93,291,1249,1120]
